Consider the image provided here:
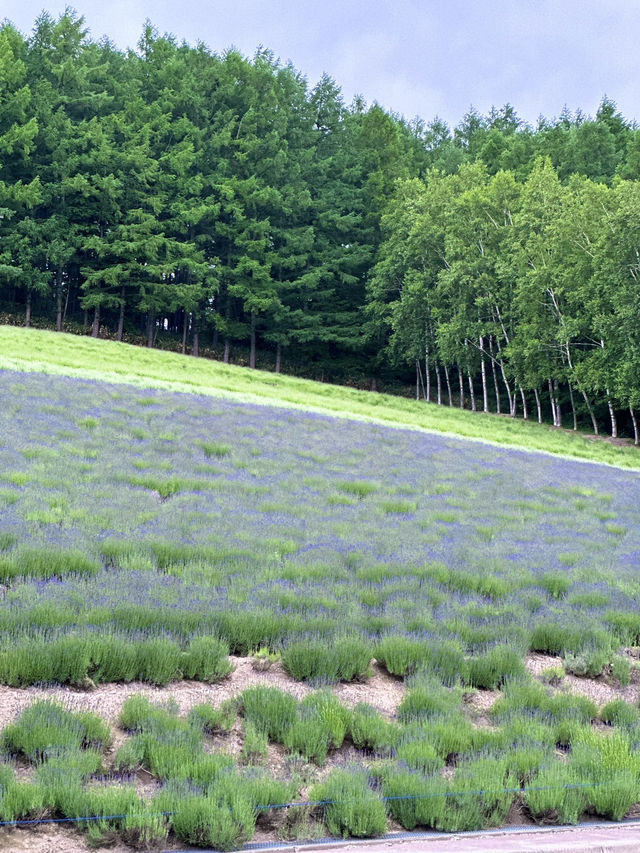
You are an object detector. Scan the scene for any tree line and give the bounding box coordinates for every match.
[1,11,640,440]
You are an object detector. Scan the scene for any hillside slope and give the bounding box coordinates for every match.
[1,325,638,470]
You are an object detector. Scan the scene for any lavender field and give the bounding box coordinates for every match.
[3,368,640,845]
[1,368,640,681]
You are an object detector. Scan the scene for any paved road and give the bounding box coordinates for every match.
[256,823,640,853]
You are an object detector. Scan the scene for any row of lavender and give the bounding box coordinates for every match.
[1,681,640,848]
[1,370,640,685]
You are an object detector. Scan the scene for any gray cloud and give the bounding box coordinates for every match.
[5,0,639,127]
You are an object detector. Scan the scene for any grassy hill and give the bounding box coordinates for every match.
[1,325,639,470]
[2,326,640,845]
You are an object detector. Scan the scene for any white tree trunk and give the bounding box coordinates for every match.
[499,362,514,416]
[436,364,442,406]
[630,406,639,446]
[553,379,562,428]
[492,333,514,416]
[181,312,188,355]
[425,347,431,402]
[534,388,542,424]
[568,384,578,431]
[489,335,501,414]
[468,372,476,412]
[444,364,453,407]
[607,395,618,438]
[479,337,488,413]
[519,386,528,420]
[548,379,556,426]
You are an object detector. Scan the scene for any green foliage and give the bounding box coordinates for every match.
[348,704,400,753]
[398,676,462,720]
[467,645,525,689]
[0,765,42,822]
[284,716,331,765]
[301,691,350,748]
[213,609,292,656]
[540,665,565,685]
[169,788,256,850]
[117,695,233,785]
[3,701,110,763]
[0,630,209,688]
[0,547,99,583]
[611,655,631,686]
[525,764,588,824]
[563,647,609,678]
[508,745,548,784]
[530,622,578,654]
[119,694,176,733]
[132,636,182,685]
[489,679,549,721]
[182,636,233,682]
[197,440,231,458]
[126,474,189,500]
[336,481,378,499]
[605,611,640,645]
[240,721,268,765]
[187,700,237,735]
[490,678,596,726]
[586,771,638,821]
[282,636,372,682]
[600,699,639,729]
[395,734,443,774]
[570,728,640,820]
[0,532,17,551]
[251,646,281,671]
[240,686,298,742]
[375,635,430,676]
[438,757,517,832]
[380,500,417,514]
[311,769,387,838]
[418,714,475,760]
[121,805,170,850]
[540,572,571,600]
[161,771,258,850]
[382,768,447,829]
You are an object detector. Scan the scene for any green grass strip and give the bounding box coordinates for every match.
[1,326,639,470]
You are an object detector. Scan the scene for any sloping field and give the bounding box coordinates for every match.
[1,335,640,850]
[2,325,640,469]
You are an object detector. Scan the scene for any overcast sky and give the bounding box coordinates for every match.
[4,1,638,129]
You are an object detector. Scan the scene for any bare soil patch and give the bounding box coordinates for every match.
[525,652,640,705]
[0,658,405,730]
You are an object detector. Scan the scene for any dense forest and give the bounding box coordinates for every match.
[2,11,640,440]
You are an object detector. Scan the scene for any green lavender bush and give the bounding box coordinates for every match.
[3,701,110,762]
[240,686,298,742]
[311,768,387,838]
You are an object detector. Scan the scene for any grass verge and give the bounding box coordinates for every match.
[1,326,638,469]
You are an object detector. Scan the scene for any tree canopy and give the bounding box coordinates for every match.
[2,11,640,440]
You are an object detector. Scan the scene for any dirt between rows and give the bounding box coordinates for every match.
[0,652,637,853]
